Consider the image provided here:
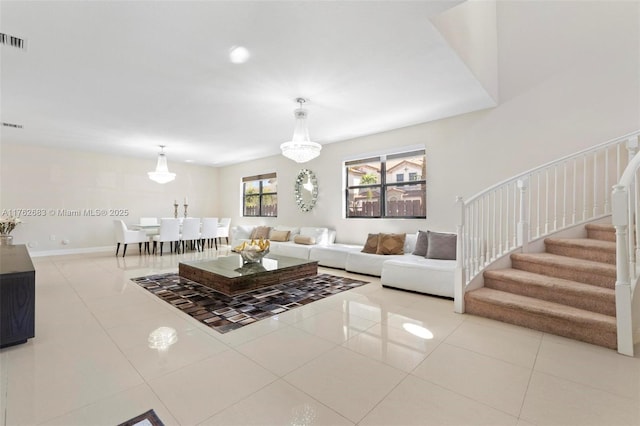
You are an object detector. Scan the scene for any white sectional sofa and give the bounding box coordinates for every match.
[230,225,456,298]
[231,225,336,260]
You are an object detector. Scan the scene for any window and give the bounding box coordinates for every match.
[243,173,277,217]
[345,149,426,218]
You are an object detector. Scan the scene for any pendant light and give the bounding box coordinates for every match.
[280,98,321,163]
[148,145,176,184]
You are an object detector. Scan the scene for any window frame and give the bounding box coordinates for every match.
[345,149,426,219]
[242,172,278,217]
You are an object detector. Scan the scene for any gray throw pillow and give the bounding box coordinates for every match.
[426,231,457,260]
[412,230,429,256]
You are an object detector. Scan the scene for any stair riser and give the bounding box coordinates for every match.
[545,244,615,265]
[586,228,615,242]
[511,258,615,289]
[484,276,616,316]
[465,297,617,349]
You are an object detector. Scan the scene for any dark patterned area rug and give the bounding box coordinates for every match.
[117,409,164,426]
[132,273,368,333]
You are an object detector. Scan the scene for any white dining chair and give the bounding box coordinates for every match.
[218,217,231,246]
[152,218,181,256]
[180,217,201,252]
[200,217,219,249]
[139,217,159,226]
[113,220,149,257]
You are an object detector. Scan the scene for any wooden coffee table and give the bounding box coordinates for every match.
[178,254,318,295]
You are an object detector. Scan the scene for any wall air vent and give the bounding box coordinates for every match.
[0,33,27,50]
[2,122,24,129]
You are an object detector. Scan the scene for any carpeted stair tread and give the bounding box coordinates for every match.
[585,223,616,242]
[544,237,616,264]
[511,252,615,288]
[465,288,617,349]
[483,268,615,316]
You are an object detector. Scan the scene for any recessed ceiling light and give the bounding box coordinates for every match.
[185,159,194,163]
[229,45,250,64]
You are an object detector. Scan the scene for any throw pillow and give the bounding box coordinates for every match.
[412,230,429,256]
[426,231,457,260]
[361,233,379,253]
[294,235,316,245]
[269,229,290,242]
[376,233,406,255]
[250,226,271,240]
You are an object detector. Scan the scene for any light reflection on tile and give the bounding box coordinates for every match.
[3,252,639,426]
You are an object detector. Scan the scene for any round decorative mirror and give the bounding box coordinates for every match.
[295,169,318,212]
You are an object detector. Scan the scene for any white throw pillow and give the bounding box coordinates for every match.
[300,227,329,245]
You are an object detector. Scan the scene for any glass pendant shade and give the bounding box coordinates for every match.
[148,146,176,184]
[280,102,321,163]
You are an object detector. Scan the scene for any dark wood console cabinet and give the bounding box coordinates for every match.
[0,244,35,348]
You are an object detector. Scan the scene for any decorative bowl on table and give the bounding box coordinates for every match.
[233,239,271,264]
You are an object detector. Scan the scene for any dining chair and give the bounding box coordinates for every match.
[139,217,159,226]
[113,220,149,257]
[180,217,201,252]
[200,217,219,249]
[152,218,181,256]
[218,217,231,246]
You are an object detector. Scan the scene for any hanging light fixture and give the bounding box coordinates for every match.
[148,145,176,184]
[280,98,321,163]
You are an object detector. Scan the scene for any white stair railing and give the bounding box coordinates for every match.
[611,139,640,356]
[455,131,640,326]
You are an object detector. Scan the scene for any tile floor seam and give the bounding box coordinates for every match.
[515,330,544,421]
[530,366,640,404]
[405,372,521,421]
[352,370,411,425]
[533,335,640,401]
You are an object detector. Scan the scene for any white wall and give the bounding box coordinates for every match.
[217,0,639,245]
[0,143,220,253]
[1,1,637,251]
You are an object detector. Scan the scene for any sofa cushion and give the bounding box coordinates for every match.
[273,225,300,241]
[250,226,271,240]
[300,227,330,245]
[269,229,290,242]
[361,233,379,253]
[294,235,316,245]
[412,230,429,256]
[376,233,406,255]
[426,231,457,260]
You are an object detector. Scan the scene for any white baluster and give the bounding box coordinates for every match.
[454,196,465,314]
[604,148,610,213]
[593,152,598,216]
[573,158,577,224]
[545,168,550,234]
[553,166,558,231]
[563,161,568,227]
[517,178,529,252]
[583,155,588,220]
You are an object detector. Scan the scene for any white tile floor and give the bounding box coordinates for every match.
[2,248,639,425]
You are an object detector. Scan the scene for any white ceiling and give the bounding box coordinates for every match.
[1,0,495,167]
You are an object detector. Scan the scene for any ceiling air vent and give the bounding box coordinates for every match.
[0,33,27,50]
[2,122,24,129]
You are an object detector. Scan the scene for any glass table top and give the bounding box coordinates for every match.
[179,253,317,279]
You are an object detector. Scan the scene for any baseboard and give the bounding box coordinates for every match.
[28,245,113,257]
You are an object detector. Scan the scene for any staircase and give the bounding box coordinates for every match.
[464,223,618,349]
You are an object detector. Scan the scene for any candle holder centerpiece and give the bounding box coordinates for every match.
[233,238,270,264]
[173,201,179,219]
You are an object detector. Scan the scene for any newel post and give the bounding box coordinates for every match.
[454,196,466,313]
[612,184,634,356]
[517,178,530,252]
